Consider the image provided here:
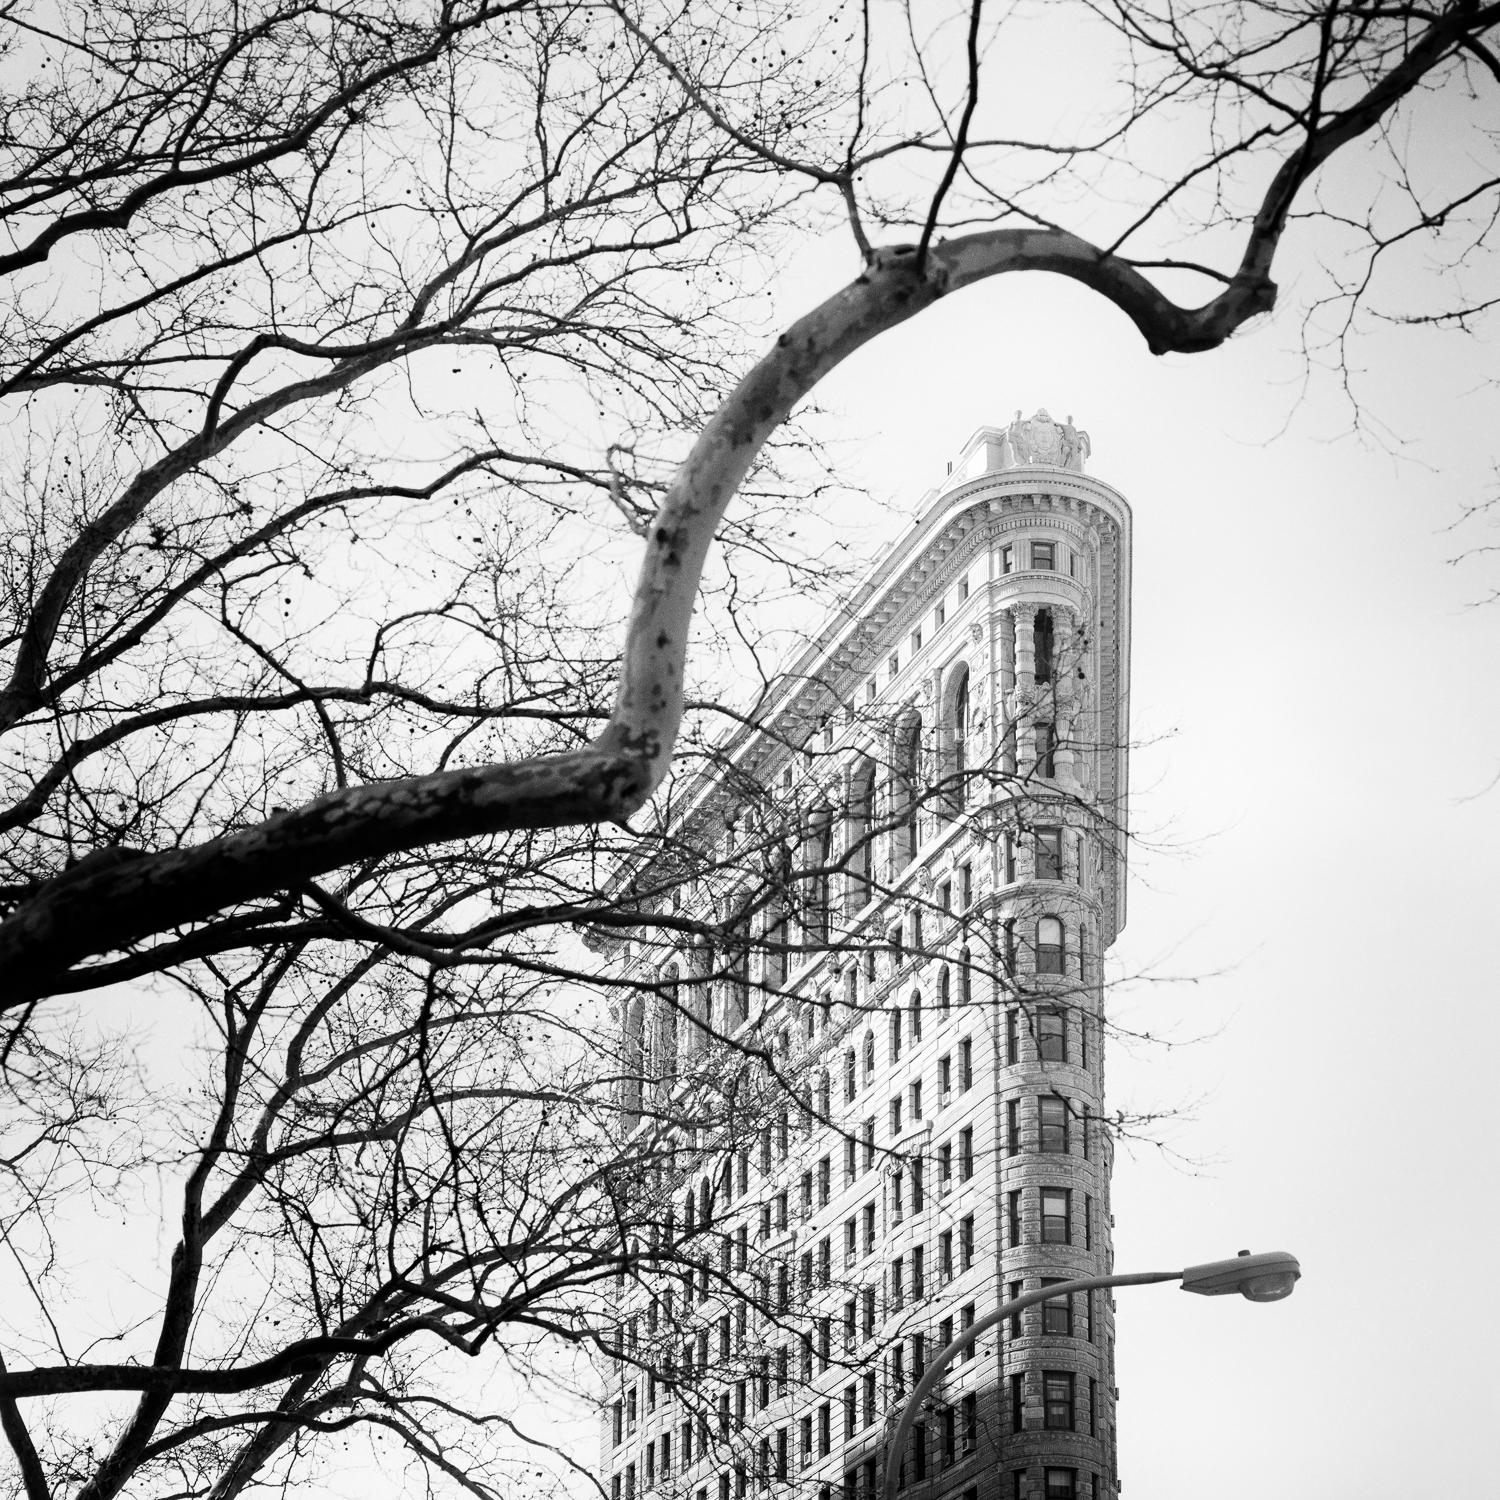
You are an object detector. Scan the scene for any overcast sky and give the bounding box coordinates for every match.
[747,213,1500,1499]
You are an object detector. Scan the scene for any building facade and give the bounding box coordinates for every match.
[601,412,1133,1500]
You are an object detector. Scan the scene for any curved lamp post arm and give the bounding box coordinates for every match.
[879,1270,1181,1500]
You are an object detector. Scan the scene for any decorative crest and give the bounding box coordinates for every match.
[1002,409,1090,471]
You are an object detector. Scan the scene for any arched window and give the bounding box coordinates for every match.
[938,967,951,1014]
[805,810,834,944]
[862,1029,876,1083]
[816,1070,832,1120]
[656,964,680,1084]
[949,666,971,814]
[908,990,923,1044]
[683,1187,696,1236]
[622,996,645,1119]
[891,712,923,867]
[698,1178,712,1228]
[844,1048,857,1102]
[846,758,876,914]
[1037,916,1065,975]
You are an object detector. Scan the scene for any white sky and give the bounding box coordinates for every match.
[749,221,1500,1499]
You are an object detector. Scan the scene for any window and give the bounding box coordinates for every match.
[893,712,923,866]
[847,760,876,912]
[861,1118,875,1171]
[1040,1095,1069,1153]
[940,1407,956,1467]
[1007,1099,1020,1153]
[958,861,972,909]
[1039,1009,1067,1062]
[1009,1374,1024,1433]
[961,1393,978,1454]
[959,575,970,602]
[863,1031,876,1083]
[1006,1008,1019,1065]
[1036,826,1062,880]
[863,1201,876,1255]
[908,989,922,1042]
[1085,1192,1094,1251]
[959,1213,975,1270]
[1036,721,1057,777]
[1033,540,1056,571]
[890,1096,903,1137]
[888,923,905,968]
[910,1156,924,1213]
[800,1416,813,1468]
[891,1255,904,1309]
[1037,916,1065,975]
[959,1127,974,1179]
[1007,1190,1021,1247]
[1045,1472,1077,1500]
[844,1048,857,1102]
[938,967,951,1013]
[1041,1187,1071,1244]
[845,1136,857,1186]
[938,878,952,912]
[939,1054,952,1100]
[912,1244,925,1299]
[936,600,947,628]
[819,1402,832,1457]
[862,1373,877,1428]
[938,1141,952,1187]
[960,1302,976,1360]
[776,1191,789,1231]
[910,1080,923,1120]
[1089,1379,1098,1436]
[959,1039,973,1089]
[1042,1279,1073,1336]
[862,1285,876,1338]
[939,1229,954,1282]
[819,1156,831,1207]
[1001,543,1014,573]
[845,1217,858,1266]
[1008,1279,1023,1337]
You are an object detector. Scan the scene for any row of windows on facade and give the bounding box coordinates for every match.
[667,1027,1090,1252]
[618,1466,1101,1500]
[616,1185,1100,1379]
[613,1366,1103,1500]
[624,1258,1110,1429]
[628,906,1086,1112]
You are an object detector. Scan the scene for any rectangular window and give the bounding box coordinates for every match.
[862,1285,877,1339]
[1032,540,1056,571]
[819,1237,832,1286]
[820,1402,832,1457]
[959,1127,974,1180]
[776,1346,789,1395]
[939,1055,952,1101]
[1044,1472,1077,1500]
[959,575,970,601]
[938,1142,952,1187]
[911,1157,925,1213]
[862,1373,877,1428]
[890,1096,903,1136]
[845,1135,857,1185]
[1039,1009,1067,1063]
[938,878,952,912]
[776,1428,788,1482]
[940,1407,956,1467]
[801,1170,814,1216]
[939,1229,954,1283]
[1008,1279,1023,1337]
[958,861,972,909]
[1005,1007,1019,1065]
[960,1301,976,1360]
[961,1393,977,1453]
[960,1213,975,1270]
[910,1080,923,1120]
[844,1386,858,1442]
[936,601,947,628]
[1007,1190,1021,1247]
[845,1217,858,1267]
[1041,1187,1071,1245]
[1001,543,1014,573]
[1010,1374,1024,1433]
[800,1416,813,1467]
[912,1244,925,1300]
[1089,1378,1098,1437]
[1085,1193,1093,1252]
[1042,1279,1073,1336]
[776,1191,788,1231]
[1007,1098,1020,1154]
[1036,827,1062,880]
[862,1118,876,1172]
[959,1039,973,1089]
[1040,1095,1069,1153]
[819,1156,831,1207]
[863,1201,876,1255]
[891,1255,904,1309]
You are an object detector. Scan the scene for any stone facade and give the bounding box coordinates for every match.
[601,415,1133,1500]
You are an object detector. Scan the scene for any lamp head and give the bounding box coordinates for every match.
[1179,1249,1301,1302]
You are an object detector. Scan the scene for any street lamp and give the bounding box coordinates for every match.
[880,1249,1300,1500]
